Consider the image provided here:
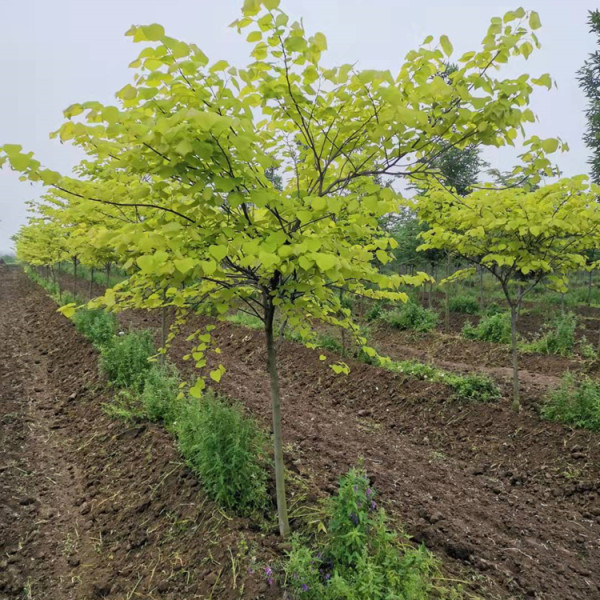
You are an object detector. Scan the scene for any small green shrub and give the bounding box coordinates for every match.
[448,373,500,402]
[522,312,576,356]
[579,337,597,360]
[394,360,439,380]
[382,302,438,333]
[72,307,117,348]
[449,295,479,315]
[462,312,512,344]
[365,301,383,322]
[141,364,182,425]
[99,330,155,391]
[316,333,343,353]
[102,389,145,422]
[175,392,269,515]
[542,373,600,430]
[484,302,503,316]
[392,361,500,402]
[285,468,447,600]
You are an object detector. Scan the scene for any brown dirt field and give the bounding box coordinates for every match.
[0,267,283,599]
[22,267,600,599]
[120,307,600,599]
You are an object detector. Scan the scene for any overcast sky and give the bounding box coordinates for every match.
[0,0,596,254]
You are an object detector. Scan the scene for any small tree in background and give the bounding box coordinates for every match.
[417,177,600,410]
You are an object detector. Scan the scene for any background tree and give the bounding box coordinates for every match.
[578,10,600,184]
[416,177,600,410]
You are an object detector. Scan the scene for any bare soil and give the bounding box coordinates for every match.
[0,267,282,599]
[10,267,600,599]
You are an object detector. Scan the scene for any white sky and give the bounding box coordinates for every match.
[0,0,595,253]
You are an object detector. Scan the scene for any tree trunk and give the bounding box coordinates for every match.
[445,253,451,331]
[510,306,520,411]
[265,305,290,538]
[73,258,78,297]
[479,266,484,311]
[160,305,167,367]
[106,263,111,287]
[89,267,94,299]
[588,270,593,306]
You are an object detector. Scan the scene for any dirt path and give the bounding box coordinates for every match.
[0,267,280,599]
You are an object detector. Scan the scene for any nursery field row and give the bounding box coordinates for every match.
[19,265,600,599]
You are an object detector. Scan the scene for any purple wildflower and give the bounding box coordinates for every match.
[265,565,273,577]
[248,567,254,575]
[350,513,359,525]
[268,577,274,586]
[370,500,377,511]
[366,488,372,497]
[302,583,309,591]
[324,573,331,581]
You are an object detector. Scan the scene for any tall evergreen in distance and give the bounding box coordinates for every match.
[578,10,600,184]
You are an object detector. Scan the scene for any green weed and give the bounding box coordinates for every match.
[175,391,269,516]
[521,312,576,356]
[381,302,438,333]
[284,468,455,600]
[72,307,117,349]
[99,330,155,392]
[141,364,182,425]
[542,373,600,430]
[462,312,512,344]
[449,295,479,315]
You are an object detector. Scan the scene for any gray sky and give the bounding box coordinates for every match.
[0,0,595,254]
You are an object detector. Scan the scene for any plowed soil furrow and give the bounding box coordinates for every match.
[13,267,600,599]
[0,267,281,599]
[121,304,600,600]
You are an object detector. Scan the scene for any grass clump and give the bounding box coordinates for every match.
[521,312,576,356]
[99,330,155,392]
[175,392,269,516]
[226,311,263,329]
[381,302,438,333]
[102,390,145,422]
[365,301,384,322]
[141,364,182,425]
[285,468,454,600]
[447,373,501,403]
[392,360,500,402]
[462,312,512,344]
[449,295,479,315]
[542,373,600,430]
[72,307,117,349]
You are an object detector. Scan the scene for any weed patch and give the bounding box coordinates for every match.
[542,373,600,430]
[176,392,270,516]
[381,302,438,333]
[99,330,155,392]
[284,468,456,600]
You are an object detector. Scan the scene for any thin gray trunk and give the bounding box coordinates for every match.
[106,263,111,287]
[510,305,520,411]
[445,253,451,331]
[479,266,484,311]
[588,270,593,306]
[265,304,290,538]
[160,305,167,367]
[73,258,78,297]
[89,267,94,299]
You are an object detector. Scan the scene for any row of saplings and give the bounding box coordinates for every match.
[26,267,461,599]
[364,292,600,431]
